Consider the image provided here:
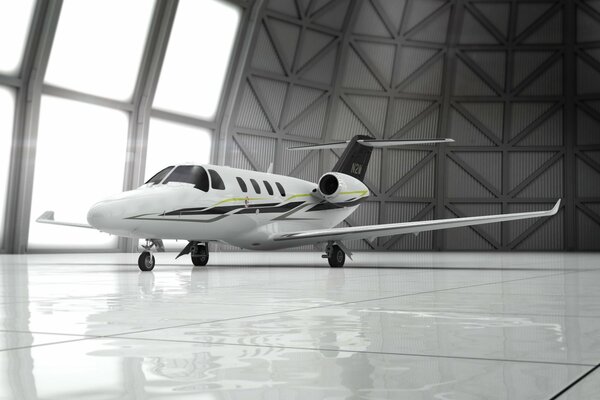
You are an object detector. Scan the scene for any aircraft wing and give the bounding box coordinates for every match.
[273,200,561,244]
[36,211,93,229]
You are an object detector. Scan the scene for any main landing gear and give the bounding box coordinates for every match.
[174,240,209,268]
[138,239,164,271]
[190,242,209,267]
[323,241,351,268]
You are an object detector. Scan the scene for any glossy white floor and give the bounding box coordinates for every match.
[0,252,599,399]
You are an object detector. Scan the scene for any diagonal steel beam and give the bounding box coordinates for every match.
[403,2,452,40]
[506,203,561,250]
[232,133,262,171]
[456,51,504,95]
[247,75,279,131]
[464,1,507,45]
[508,102,563,146]
[446,202,502,248]
[382,152,436,199]
[368,0,398,39]
[508,152,564,198]
[452,101,503,146]
[447,152,502,197]
[514,3,563,45]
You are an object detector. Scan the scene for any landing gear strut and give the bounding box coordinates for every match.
[323,241,347,268]
[191,242,209,267]
[138,239,164,272]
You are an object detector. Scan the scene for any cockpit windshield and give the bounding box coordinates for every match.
[163,165,209,192]
[145,166,173,185]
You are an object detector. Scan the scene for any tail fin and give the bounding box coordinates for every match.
[288,135,453,182]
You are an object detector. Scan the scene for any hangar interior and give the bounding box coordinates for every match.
[1,0,600,398]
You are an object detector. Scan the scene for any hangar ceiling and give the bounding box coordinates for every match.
[217,0,600,251]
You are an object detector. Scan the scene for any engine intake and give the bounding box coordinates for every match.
[319,174,339,196]
[317,172,369,202]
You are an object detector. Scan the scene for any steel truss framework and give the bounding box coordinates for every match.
[215,0,600,251]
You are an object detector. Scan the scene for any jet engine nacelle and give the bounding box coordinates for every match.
[317,172,369,202]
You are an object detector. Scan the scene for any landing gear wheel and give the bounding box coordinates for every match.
[138,251,155,271]
[191,244,209,267]
[328,245,345,268]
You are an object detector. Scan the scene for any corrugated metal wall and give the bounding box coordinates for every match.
[218,0,600,251]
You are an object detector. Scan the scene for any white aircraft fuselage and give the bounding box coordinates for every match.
[86,165,365,250]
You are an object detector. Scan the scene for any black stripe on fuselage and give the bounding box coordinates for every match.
[235,201,304,214]
[165,202,281,216]
[307,197,367,211]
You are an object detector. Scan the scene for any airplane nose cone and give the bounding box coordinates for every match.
[87,202,111,230]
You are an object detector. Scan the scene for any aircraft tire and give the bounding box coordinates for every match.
[138,251,155,271]
[328,245,345,268]
[191,245,209,267]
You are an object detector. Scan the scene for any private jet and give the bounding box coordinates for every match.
[38,135,561,271]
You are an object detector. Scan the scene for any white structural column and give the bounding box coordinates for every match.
[121,0,179,252]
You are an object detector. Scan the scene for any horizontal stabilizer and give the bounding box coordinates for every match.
[36,211,93,229]
[288,138,454,150]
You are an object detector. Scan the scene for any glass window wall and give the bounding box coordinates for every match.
[44,0,154,101]
[0,0,36,75]
[153,0,241,119]
[28,95,128,250]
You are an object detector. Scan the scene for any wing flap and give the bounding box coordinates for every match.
[273,200,560,243]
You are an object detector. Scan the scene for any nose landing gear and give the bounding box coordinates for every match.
[138,251,155,271]
[138,239,165,271]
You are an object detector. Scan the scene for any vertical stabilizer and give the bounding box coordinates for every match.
[332,135,373,181]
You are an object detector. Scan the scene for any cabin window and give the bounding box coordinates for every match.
[276,182,286,197]
[236,177,247,192]
[250,178,261,194]
[263,180,274,195]
[208,169,225,190]
[164,165,209,191]
[145,166,173,185]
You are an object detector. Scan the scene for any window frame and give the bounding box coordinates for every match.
[263,180,274,196]
[208,169,225,190]
[163,165,210,192]
[250,178,261,194]
[236,177,247,193]
[145,166,174,185]
[275,182,286,197]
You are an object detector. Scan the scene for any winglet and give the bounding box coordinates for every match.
[550,199,561,215]
[36,211,55,223]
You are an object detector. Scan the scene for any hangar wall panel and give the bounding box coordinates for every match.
[220,0,600,251]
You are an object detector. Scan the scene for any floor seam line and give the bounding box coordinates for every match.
[100,334,597,368]
[548,362,600,400]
